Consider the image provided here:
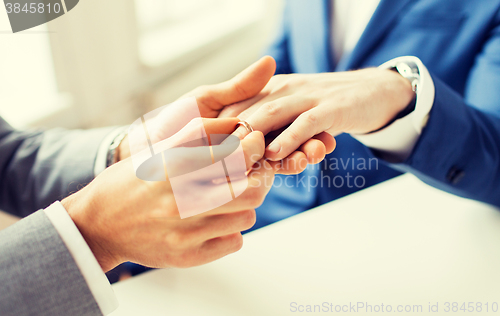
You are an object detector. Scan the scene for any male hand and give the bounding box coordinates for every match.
[62,118,274,272]
[219,66,414,162]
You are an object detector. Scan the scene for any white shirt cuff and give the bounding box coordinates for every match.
[352,56,435,161]
[94,127,127,177]
[44,202,119,315]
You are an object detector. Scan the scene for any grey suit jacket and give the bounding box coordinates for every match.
[0,117,116,315]
[0,117,115,216]
[0,210,102,315]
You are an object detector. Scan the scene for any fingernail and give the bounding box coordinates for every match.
[267,142,281,154]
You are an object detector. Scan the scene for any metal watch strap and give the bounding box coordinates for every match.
[366,61,419,134]
[106,130,128,167]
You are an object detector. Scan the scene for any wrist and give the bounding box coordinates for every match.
[356,69,415,135]
[370,58,423,134]
[346,68,416,135]
[352,56,434,161]
[62,190,122,272]
[385,69,415,114]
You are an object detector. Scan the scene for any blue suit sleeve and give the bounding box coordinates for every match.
[393,14,500,207]
[396,77,500,207]
[264,2,293,75]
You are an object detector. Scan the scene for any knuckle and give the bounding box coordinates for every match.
[302,112,318,125]
[294,76,307,86]
[240,186,261,209]
[251,187,266,208]
[165,230,185,248]
[287,130,302,142]
[249,185,268,209]
[240,209,257,229]
[271,74,291,92]
[229,233,244,252]
[279,82,290,91]
[233,81,250,99]
[263,102,280,117]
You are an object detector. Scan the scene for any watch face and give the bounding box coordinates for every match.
[396,62,419,77]
[396,63,413,77]
[395,62,420,93]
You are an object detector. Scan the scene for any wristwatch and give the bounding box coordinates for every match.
[392,60,420,93]
[106,130,128,167]
[367,61,420,134]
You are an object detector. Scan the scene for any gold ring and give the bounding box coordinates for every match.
[236,121,254,133]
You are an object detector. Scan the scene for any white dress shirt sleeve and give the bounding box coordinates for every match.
[44,202,119,315]
[352,56,436,161]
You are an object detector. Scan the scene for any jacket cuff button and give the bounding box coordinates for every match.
[446,167,465,185]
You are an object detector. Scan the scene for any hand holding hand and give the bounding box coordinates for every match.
[119,56,336,175]
[220,66,414,163]
[62,119,274,272]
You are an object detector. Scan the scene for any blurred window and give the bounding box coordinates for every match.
[0,12,70,128]
[135,0,221,31]
[0,0,272,129]
[134,0,263,67]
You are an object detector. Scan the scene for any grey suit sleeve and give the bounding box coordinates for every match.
[0,117,117,217]
[0,210,102,316]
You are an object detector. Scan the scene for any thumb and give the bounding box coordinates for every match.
[197,56,276,111]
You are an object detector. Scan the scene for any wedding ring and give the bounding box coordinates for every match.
[236,121,254,133]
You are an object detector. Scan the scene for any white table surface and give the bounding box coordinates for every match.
[110,174,500,315]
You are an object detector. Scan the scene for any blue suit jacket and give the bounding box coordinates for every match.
[253,0,500,230]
